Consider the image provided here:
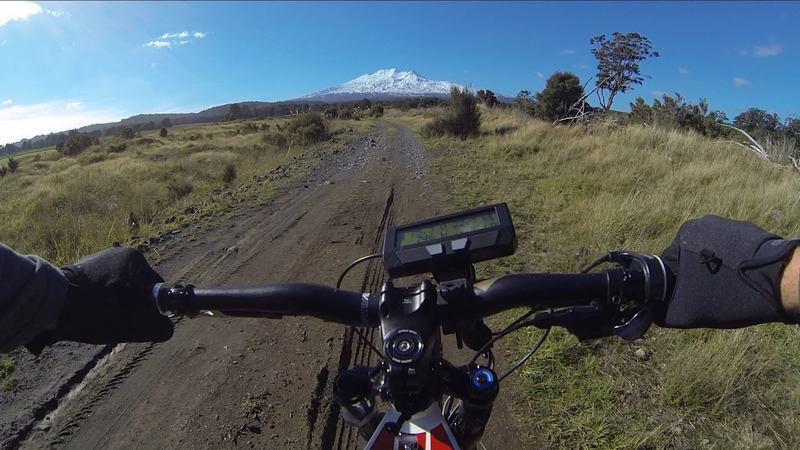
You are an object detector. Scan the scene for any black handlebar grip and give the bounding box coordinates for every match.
[154,283,380,326]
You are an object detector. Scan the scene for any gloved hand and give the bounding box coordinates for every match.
[27,247,173,351]
[657,215,798,328]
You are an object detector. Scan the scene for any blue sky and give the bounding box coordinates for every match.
[0,1,798,144]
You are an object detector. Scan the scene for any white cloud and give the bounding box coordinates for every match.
[45,8,66,17]
[753,44,782,57]
[560,49,576,55]
[0,100,122,144]
[0,1,42,27]
[536,71,544,78]
[678,67,689,75]
[732,77,751,87]
[146,31,208,49]
[651,90,667,97]
[1,99,12,105]
[161,31,189,39]
[146,40,171,48]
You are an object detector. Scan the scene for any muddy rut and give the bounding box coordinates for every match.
[9,122,529,449]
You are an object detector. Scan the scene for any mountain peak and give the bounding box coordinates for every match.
[302,68,463,100]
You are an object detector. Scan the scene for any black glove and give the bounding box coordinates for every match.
[27,247,173,351]
[657,215,798,328]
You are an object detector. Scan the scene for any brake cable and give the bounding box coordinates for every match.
[337,253,384,359]
[473,257,609,379]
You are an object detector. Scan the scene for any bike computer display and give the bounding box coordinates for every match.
[383,203,516,278]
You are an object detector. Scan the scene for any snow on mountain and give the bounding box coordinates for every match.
[302,68,465,100]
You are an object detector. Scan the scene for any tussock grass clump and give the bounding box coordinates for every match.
[414,106,800,448]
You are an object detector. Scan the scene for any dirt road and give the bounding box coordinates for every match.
[12,122,530,449]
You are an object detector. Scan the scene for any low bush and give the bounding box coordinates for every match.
[285,112,328,145]
[7,157,18,173]
[222,163,237,184]
[423,87,481,139]
[166,179,194,200]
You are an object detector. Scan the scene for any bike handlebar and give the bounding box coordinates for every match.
[152,266,657,327]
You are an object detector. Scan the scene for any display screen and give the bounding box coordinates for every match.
[397,209,500,248]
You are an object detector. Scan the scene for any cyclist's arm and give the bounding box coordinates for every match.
[781,248,800,316]
[0,243,68,353]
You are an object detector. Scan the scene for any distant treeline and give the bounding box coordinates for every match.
[0,97,447,157]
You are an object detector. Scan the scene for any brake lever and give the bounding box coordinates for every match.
[533,304,654,341]
[612,306,654,341]
[532,305,615,340]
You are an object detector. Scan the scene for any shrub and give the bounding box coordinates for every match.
[166,179,193,200]
[0,166,7,177]
[370,104,385,118]
[424,87,481,139]
[160,128,168,137]
[477,89,499,108]
[116,128,136,140]
[338,108,353,120]
[59,133,99,156]
[629,93,727,137]
[222,163,237,184]
[536,72,584,121]
[108,143,128,153]
[264,132,289,148]
[285,112,328,144]
[7,157,18,173]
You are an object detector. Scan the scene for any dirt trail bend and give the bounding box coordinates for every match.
[19,122,528,450]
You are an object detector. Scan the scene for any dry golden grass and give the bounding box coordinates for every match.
[395,105,800,448]
[0,117,370,265]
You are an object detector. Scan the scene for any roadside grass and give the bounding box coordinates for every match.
[0,356,13,390]
[395,105,800,448]
[0,117,372,266]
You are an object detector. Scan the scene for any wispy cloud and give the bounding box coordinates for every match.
[753,43,782,57]
[678,67,689,75]
[45,8,67,18]
[0,100,122,144]
[560,49,576,55]
[732,77,751,87]
[740,43,783,58]
[146,31,208,49]
[161,31,189,39]
[1,99,12,105]
[0,1,42,27]
[535,71,544,78]
[651,90,667,97]
[146,40,171,48]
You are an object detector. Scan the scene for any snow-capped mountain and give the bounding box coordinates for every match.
[301,68,466,101]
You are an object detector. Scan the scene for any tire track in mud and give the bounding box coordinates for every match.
[14,135,376,450]
[314,186,394,450]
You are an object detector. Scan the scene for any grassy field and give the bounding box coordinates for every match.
[0,116,372,389]
[0,146,57,166]
[0,117,370,266]
[389,106,800,449]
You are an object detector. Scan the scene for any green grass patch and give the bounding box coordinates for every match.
[403,106,800,448]
[0,355,14,390]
